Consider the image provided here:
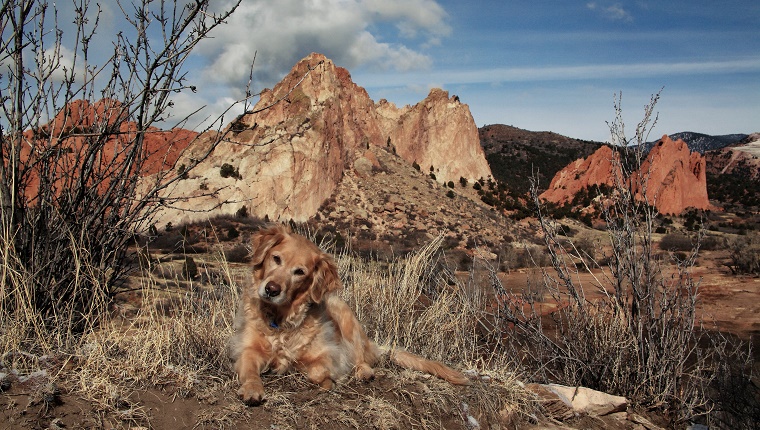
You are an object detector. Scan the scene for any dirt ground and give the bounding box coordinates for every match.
[0,365,512,429]
[0,366,674,430]
[498,249,760,344]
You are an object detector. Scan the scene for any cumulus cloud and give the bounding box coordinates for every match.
[14,0,447,130]
[362,0,451,38]
[195,0,449,90]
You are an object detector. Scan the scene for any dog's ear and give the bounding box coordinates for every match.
[309,254,340,304]
[251,225,286,267]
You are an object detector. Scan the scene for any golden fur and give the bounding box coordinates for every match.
[229,225,469,405]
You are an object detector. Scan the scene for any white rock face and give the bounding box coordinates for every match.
[148,53,492,226]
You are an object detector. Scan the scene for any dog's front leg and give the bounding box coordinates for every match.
[235,335,271,406]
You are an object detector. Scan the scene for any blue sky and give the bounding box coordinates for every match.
[48,0,760,142]
[350,0,760,141]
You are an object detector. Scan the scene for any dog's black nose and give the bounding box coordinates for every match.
[265,281,281,297]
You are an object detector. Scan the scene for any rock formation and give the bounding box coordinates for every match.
[539,145,618,205]
[377,89,491,183]
[540,135,710,215]
[707,133,760,180]
[704,133,760,209]
[633,135,710,214]
[20,99,197,198]
[152,53,491,225]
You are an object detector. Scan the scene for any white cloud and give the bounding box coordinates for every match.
[194,0,449,90]
[163,90,242,131]
[348,32,433,71]
[355,58,760,88]
[361,0,451,38]
[587,2,634,22]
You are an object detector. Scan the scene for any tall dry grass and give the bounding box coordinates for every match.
[1,228,536,428]
[337,234,504,368]
[0,231,108,372]
[311,229,535,424]
[1,235,244,425]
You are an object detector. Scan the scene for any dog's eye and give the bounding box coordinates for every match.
[293,268,305,276]
[272,255,281,265]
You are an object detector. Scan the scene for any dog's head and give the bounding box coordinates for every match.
[250,225,340,308]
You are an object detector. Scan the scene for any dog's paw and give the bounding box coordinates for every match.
[238,381,265,406]
[355,364,375,382]
[318,378,334,390]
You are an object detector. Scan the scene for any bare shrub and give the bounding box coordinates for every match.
[182,256,199,281]
[1,0,319,361]
[699,235,723,251]
[727,232,760,275]
[224,244,251,263]
[497,91,755,425]
[659,233,697,252]
[0,0,242,356]
[572,233,597,261]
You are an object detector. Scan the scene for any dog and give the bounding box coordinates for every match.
[229,224,470,405]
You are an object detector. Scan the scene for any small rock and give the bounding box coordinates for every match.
[353,156,374,178]
[628,412,665,430]
[0,372,11,391]
[461,402,480,429]
[542,383,628,416]
[462,369,479,379]
[48,418,65,429]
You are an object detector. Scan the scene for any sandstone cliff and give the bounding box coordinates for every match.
[539,145,618,205]
[632,135,710,214]
[540,135,710,215]
[378,89,492,183]
[152,53,491,225]
[21,99,197,198]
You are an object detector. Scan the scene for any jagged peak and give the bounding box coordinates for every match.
[150,53,492,225]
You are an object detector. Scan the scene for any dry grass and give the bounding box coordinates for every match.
[1,231,537,429]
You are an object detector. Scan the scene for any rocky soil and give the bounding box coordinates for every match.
[308,143,529,263]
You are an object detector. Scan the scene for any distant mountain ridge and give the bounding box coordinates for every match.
[479,124,603,196]
[646,132,747,154]
[705,133,760,209]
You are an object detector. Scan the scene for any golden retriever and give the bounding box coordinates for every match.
[229,225,469,405]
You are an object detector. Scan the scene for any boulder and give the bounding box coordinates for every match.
[540,384,628,416]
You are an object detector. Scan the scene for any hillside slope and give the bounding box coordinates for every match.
[479,124,602,196]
